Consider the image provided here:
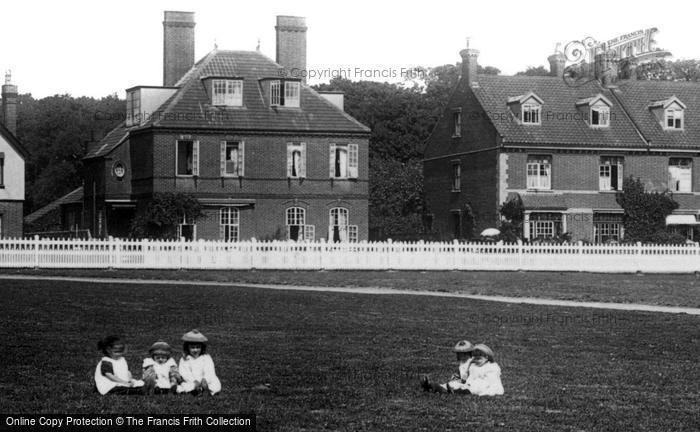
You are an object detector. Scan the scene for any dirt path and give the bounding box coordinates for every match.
[1,274,698,315]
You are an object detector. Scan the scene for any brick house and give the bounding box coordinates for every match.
[79,12,370,241]
[424,46,700,242]
[0,72,27,238]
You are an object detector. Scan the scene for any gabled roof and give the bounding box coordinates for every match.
[0,121,29,159]
[24,186,84,225]
[507,91,544,105]
[613,81,700,148]
[144,49,369,132]
[471,75,647,148]
[648,95,686,110]
[575,93,613,107]
[85,49,370,159]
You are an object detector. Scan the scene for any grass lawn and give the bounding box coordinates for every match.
[1,279,698,431]
[2,268,700,307]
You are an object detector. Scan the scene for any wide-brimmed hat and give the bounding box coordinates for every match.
[472,343,495,361]
[182,329,208,343]
[149,341,172,356]
[453,340,475,353]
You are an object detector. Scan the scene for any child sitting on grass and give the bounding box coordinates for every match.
[421,341,504,396]
[94,335,144,395]
[142,341,182,394]
[177,330,221,395]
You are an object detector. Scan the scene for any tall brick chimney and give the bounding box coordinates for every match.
[548,43,566,78]
[459,42,479,87]
[276,16,307,83]
[163,11,195,87]
[2,70,18,135]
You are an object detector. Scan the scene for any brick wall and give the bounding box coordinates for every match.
[0,201,23,237]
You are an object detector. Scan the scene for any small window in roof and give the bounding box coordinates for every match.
[522,103,541,125]
[665,108,684,130]
[591,103,610,127]
[212,79,243,106]
[508,92,543,125]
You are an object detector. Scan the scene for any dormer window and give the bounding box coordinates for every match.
[212,79,243,106]
[577,94,612,128]
[453,110,462,137]
[649,96,686,131]
[507,92,544,125]
[665,108,683,130]
[270,80,301,107]
[591,104,610,127]
[522,104,541,124]
[126,89,141,127]
[284,82,300,107]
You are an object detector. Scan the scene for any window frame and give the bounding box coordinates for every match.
[664,108,684,130]
[590,104,610,127]
[451,161,461,192]
[668,157,692,193]
[599,156,624,191]
[0,153,4,187]
[287,142,307,178]
[176,140,199,177]
[220,141,245,177]
[219,207,240,242]
[125,89,141,127]
[284,81,300,107]
[329,207,357,243]
[286,207,306,241]
[593,213,623,243]
[522,103,541,125]
[329,143,359,179]
[453,110,462,137]
[270,80,281,106]
[212,79,243,107]
[526,155,552,190]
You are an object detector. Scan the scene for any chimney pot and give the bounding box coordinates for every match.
[548,44,566,78]
[163,11,195,87]
[276,16,307,84]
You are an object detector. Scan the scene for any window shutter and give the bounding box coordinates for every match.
[304,225,315,242]
[329,144,336,178]
[238,141,245,177]
[286,143,293,177]
[220,141,226,176]
[192,141,200,176]
[349,225,358,243]
[286,225,291,240]
[617,164,624,191]
[300,142,307,178]
[348,144,359,178]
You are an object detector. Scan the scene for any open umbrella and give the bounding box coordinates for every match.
[480,228,501,237]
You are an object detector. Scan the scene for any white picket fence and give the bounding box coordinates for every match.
[1,236,699,273]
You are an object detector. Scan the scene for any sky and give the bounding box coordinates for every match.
[1,0,699,98]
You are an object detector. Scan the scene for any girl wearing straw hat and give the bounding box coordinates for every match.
[142,341,181,394]
[422,341,504,396]
[177,330,222,395]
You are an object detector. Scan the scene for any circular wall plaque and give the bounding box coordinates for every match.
[113,161,126,178]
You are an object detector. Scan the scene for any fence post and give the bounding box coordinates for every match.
[33,235,40,268]
[114,237,122,269]
[250,238,257,270]
[577,241,583,272]
[453,239,459,270]
[179,237,185,270]
[517,239,523,271]
[107,236,114,269]
[636,241,643,273]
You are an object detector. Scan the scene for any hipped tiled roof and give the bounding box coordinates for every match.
[86,50,369,159]
[24,186,83,225]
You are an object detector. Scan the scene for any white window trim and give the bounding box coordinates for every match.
[329,207,355,242]
[453,110,462,137]
[270,80,281,106]
[219,207,240,242]
[220,141,245,177]
[522,103,542,125]
[664,108,684,130]
[599,156,624,191]
[668,158,692,193]
[176,140,199,177]
[590,105,610,128]
[526,156,552,190]
[287,142,307,178]
[284,81,301,108]
[286,207,307,241]
[329,144,359,179]
[212,79,243,107]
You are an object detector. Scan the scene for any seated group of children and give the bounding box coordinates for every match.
[94,329,221,396]
[421,340,504,396]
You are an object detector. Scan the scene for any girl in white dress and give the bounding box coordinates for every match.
[94,336,144,395]
[422,341,504,396]
[177,330,221,395]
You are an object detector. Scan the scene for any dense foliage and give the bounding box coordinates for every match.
[129,193,205,239]
[16,94,124,212]
[616,177,682,243]
[498,195,525,242]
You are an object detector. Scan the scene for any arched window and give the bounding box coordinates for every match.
[286,207,306,241]
[220,207,239,241]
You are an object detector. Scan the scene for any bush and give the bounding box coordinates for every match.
[128,193,204,239]
[616,177,679,243]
